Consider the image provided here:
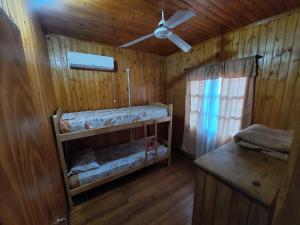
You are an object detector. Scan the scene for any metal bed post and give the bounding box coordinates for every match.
[126,68,134,141]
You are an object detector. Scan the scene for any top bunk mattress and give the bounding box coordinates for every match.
[59,105,168,133]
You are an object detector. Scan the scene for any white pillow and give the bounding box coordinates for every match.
[68,148,99,176]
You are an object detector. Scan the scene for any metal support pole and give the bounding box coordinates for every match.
[126,68,133,141]
[126,68,131,107]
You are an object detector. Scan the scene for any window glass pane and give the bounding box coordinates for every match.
[191,81,200,95]
[186,75,249,153]
[189,111,198,128]
[191,96,199,112]
[217,77,248,143]
[190,80,206,96]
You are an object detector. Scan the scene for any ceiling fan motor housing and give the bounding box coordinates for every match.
[154,26,169,39]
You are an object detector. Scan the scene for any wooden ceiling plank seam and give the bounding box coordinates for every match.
[179,0,238,30]
[235,0,268,21]
[208,0,252,25]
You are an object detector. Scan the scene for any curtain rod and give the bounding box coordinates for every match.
[183,55,262,71]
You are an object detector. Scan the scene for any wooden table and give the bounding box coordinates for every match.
[192,142,287,225]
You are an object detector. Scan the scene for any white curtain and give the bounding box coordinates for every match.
[183,57,257,158]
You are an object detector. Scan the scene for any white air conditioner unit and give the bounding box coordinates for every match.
[67,51,115,71]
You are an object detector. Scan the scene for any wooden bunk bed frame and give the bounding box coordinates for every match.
[52,103,173,207]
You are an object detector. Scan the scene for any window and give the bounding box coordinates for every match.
[187,77,248,155]
[183,56,256,157]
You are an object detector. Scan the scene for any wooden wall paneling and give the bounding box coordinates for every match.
[103,46,115,107]
[128,51,139,105]
[243,26,253,57]
[253,24,268,123]
[134,51,144,105]
[47,35,167,113]
[85,41,97,109]
[288,61,300,127]
[48,37,66,109]
[59,37,75,110]
[255,14,290,125]
[238,28,247,58]
[160,57,167,103]
[74,39,90,109]
[0,0,67,224]
[112,49,123,107]
[270,13,298,127]
[247,25,260,122]
[50,36,71,110]
[165,51,186,150]
[166,52,184,117]
[288,68,300,129]
[212,38,222,62]
[282,14,300,128]
[193,42,205,71]
[250,25,260,56]
[262,16,287,126]
[221,32,233,60]
[231,30,241,58]
[166,10,300,152]
[65,38,80,110]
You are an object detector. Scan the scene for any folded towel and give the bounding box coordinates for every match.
[234,124,293,160]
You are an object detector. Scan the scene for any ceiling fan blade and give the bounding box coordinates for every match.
[120,33,154,48]
[167,32,191,52]
[164,10,195,28]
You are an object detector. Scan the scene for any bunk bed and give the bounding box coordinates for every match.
[52,103,173,207]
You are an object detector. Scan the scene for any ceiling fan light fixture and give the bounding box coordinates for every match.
[154,26,169,39]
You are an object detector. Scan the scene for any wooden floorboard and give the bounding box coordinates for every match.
[70,154,195,225]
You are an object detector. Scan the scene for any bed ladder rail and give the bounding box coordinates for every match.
[144,120,158,160]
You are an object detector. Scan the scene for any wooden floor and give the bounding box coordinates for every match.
[70,154,195,225]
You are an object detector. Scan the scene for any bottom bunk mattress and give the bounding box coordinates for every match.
[69,139,168,189]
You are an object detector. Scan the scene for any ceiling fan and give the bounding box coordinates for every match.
[120,10,196,53]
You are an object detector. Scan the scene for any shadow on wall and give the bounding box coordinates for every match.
[172,115,185,152]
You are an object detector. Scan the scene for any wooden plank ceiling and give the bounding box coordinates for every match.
[33,0,300,56]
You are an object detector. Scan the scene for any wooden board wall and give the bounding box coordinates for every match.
[47,35,167,112]
[0,0,67,224]
[166,9,300,149]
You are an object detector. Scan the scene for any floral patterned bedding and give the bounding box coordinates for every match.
[60,105,168,133]
[68,139,168,189]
